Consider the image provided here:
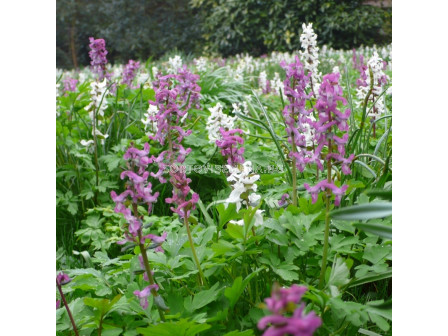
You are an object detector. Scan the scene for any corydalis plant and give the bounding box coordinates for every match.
[356,51,389,136]
[148,67,200,181]
[88,37,110,82]
[216,128,245,167]
[280,56,315,206]
[300,23,321,96]
[148,67,206,286]
[206,103,236,143]
[110,142,167,320]
[258,284,322,336]
[304,73,354,288]
[121,60,140,88]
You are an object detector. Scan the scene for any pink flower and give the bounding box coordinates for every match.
[258,284,321,336]
[133,284,159,309]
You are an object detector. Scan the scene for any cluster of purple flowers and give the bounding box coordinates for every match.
[216,128,245,166]
[63,77,78,93]
[280,56,316,172]
[110,142,166,247]
[304,73,354,206]
[88,37,111,81]
[121,60,140,88]
[166,166,199,219]
[258,284,322,336]
[278,193,290,207]
[147,67,200,184]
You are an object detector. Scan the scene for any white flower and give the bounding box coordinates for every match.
[259,71,268,92]
[230,209,264,227]
[355,51,389,117]
[206,102,236,143]
[332,66,340,74]
[137,72,151,89]
[80,139,95,153]
[271,72,286,99]
[300,23,322,93]
[168,55,182,74]
[225,161,260,212]
[93,129,109,144]
[152,66,159,79]
[85,79,109,124]
[142,104,159,136]
[194,57,208,72]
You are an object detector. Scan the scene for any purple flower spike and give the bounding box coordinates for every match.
[110,143,159,243]
[121,60,140,88]
[215,128,245,166]
[88,37,110,81]
[304,72,354,207]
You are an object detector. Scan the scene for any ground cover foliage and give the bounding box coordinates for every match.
[56,34,392,335]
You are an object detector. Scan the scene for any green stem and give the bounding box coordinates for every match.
[138,240,166,322]
[318,139,332,289]
[292,157,298,206]
[184,215,207,287]
[132,202,165,322]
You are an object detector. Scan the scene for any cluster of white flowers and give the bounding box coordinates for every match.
[136,72,152,89]
[271,72,286,99]
[356,51,389,117]
[85,79,109,124]
[332,66,340,74]
[300,23,321,94]
[270,51,295,65]
[225,161,261,213]
[206,103,236,143]
[167,55,182,74]
[259,71,268,92]
[141,104,159,137]
[194,57,208,72]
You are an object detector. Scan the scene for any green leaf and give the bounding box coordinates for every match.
[363,245,392,264]
[137,319,211,336]
[223,330,254,336]
[358,328,383,336]
[350,270,392,288]
[353,222,392,239]
[330,203,392,221]
[327,256,350,289]
[101,154,123,171]
[191,282,221,311]
[102,328,123,336]
[224,276,243,308]
[226,223,244,240]
[217,203,238,227]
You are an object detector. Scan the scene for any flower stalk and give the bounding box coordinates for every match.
[56,273,79,336]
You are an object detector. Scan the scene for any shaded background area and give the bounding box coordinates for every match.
[56,0,391,69]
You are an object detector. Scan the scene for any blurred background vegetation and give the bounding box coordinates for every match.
[57,0,391,69]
